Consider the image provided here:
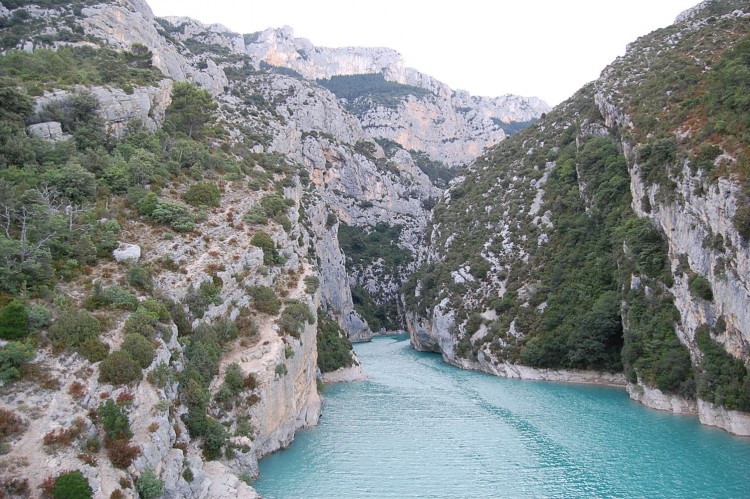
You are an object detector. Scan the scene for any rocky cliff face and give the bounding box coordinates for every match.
[81,0,229,95]
[593,0,750,433]
[0,0,546,493]
[405,0,750,435]
[31,79,173,137]
[0,177,320,496]
[245,26,549,166]
[75,0,548,342]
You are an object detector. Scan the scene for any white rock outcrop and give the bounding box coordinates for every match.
[26,121,67,141]
[32,80,173,138]
[81,0,228,95]
[112,242,141,263]
[626,383,698,414]
[321,363,366,384]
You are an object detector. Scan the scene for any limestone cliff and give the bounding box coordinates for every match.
[405,0,750,435]
[0,0,541,494]
[89,2,454,339]
[81,0,229,95]
[31,79,173,138]
[245,26,549,166]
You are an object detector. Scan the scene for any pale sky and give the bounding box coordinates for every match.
[146,0,700,106]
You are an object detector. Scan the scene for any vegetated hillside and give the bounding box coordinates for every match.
[405,0,750,434]
[0,0,438,496]
[0,53,321,499]
[0,0,545,493]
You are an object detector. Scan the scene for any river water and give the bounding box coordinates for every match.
[254,334,750,498]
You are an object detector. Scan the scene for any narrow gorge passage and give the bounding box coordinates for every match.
[255,335,750,498]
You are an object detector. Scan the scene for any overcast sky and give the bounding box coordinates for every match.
[146,0,700,106]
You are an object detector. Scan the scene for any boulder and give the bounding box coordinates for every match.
[113,243,141,263]
[26,121,68,141]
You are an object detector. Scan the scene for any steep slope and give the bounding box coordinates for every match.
[0,1,324,496]
[246,26,549,166]
[405,0,750,435]
[0,0,541,494]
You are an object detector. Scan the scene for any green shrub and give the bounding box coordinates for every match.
[622,290,694,396]
[250,231,280,265]
[121,334,155,369]
[48,310,101,349]
[235,416,254,438]
[182,182,221,207]
[303,276,320,294]
[185,280,222,319]
[248,285,280,315]
[200,416,227,460]
[183,378,210,411]
[214,384,233,407]
[77,336,109,363]
[98,350,142,385]
[164,82,217,140]
[98,399,131,440]
[0,342,35,383]
[43,162,97,204]
[275,363,288,376]
[182,465,194,483]
[86,284,139,311]
[211,316,238,343]
[101,285,139,310]
[27,304,52,331]
[150,201,195,232]
[0,45,162,92]
[689,274,713,301]
[84,435,100,453]
[154,399,171,413]
[235,306,258,337]
[243,204,268,225]
[0,300,28,340]
[147,362,176,389]
[53,470,92,499]
[123,309,158,339]
[135,191,159,216]
[278,301,313,338]
[184,327,221,381]
[623,218,669,279]
[168,300,191,337]
[137,299,170,322]
[317,73,429,112]
[259,194,289,217]
[317,310,354,373]
[637,138,676,182]
[135,467,163,499]
[199,280,222,303]
[337,223,412,331]
[733,205,750,241]
[274,214,291,232]
[127,265,152,290]
[696,326,750,411]
[338,222,412,270]
[223,363,244,394]
[184,288,208,319]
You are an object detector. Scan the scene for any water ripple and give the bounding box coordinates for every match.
[256,336,750,499]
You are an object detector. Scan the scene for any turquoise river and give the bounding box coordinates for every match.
[254,335,750,498]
